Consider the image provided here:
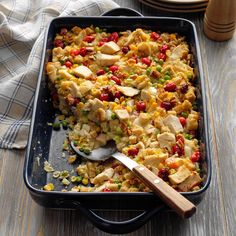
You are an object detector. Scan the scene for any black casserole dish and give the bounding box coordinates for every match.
[24,8,211,234]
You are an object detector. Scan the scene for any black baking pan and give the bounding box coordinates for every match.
[23,8,211,234]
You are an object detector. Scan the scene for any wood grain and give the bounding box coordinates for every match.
[132,165,196,218]
[0,1,235,235]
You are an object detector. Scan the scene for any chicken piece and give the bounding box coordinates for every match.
[137,42,151,57]
[46,62,61,83]
[143,153,168,168]
[100,41,120,54]
[141,87,157,101]
[184,139,198,157]
[96,53,120,66]
[178,172,202,192]
[114,109,130,120]
[138,113,151,126]
[74,29,87,45]
[96,108,106,122]
[169,165,191,185]
[52,47,65,61]
[60,81,81,97]
[58,69,73,80]
[96,133,108,146]
[163,114,183,134]
[86,161,98,178]
[84,98,105,111]
[73,65,93,79]
[169,44,189,60]
[134,75,150,90]
[124,28,148,45]
[157,132,176,151]
[132,125,144,136]
[93,168,114,185]
[115,85,140,97]
[79,81,94,96]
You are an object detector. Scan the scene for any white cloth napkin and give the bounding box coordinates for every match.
[0,0,119,149]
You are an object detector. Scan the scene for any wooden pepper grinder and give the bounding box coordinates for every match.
[204,0,236,41]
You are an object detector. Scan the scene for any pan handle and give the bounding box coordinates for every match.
[75,202,165,234]
[101,7,143,17]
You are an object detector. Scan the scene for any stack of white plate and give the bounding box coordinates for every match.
[139,0,209,13]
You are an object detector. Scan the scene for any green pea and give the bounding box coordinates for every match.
[164,75,171,81]
[61,120,68,129]
[52,122,60,130]
[111,113,117,120]
[158,79,165,84]
[146,67,152,75]
[181,111,188,118]
[156,65,162,72]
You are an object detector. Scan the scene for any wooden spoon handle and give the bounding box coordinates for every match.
[132,165,196,218]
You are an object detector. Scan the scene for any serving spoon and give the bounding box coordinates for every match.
[71,141,196,218]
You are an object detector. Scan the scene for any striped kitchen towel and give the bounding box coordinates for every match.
[0,0,119,149]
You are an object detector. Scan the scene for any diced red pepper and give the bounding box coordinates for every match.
[65,60,73,68]
[158,168,169,181]
[164,82,177,92]
[136,101,146,112]
[109,65,119,73]
[150,32,160,41]
[190,150,201,162]
[54,39,64,48]
[70,49,80,57]
[114,91,121,99]
[172,144,183,156]
[111,75,121,85]
[158,53,167,61]
[98,37,109,46]
[96,69,105,76]
[108,32,119,42]
[128,148,139,156]
[73,98,81,106]
[141,57,152,66]
[122,46,129,54]
[180,83,188,94]
[160,44,169,53]
[99,93,110,101]
[102,188,112,192]
[83,35,95,43]
[160,101,172,110]
[59,28,68,36]
[179,117,186,127]
[78,47,87,57]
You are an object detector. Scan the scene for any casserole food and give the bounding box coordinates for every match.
[24,8,211,234]
[45,25,202,193]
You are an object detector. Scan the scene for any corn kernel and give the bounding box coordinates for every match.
[43,183,54,191]
[82,178,89,185]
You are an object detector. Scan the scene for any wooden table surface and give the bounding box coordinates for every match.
[1,0,235,235]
